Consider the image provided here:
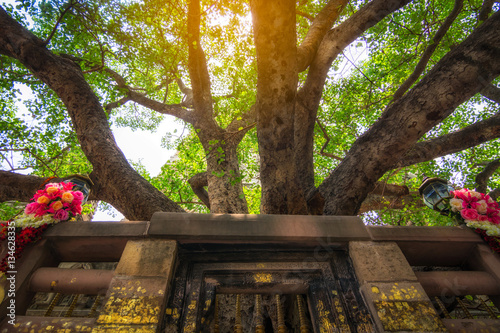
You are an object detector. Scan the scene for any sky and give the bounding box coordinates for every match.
[92,119,181,221]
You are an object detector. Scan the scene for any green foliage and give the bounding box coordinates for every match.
[1,0,498,222]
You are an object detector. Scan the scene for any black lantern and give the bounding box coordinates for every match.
[418,177,455,215]
[63,174,93,204]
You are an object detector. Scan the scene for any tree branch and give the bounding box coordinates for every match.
[187,172,210,209]
[475,158,500,194]
[0,171,46,203]
[104,96,131,113]
[392,0,463,101]
[187,0,215,123]
[305,0,411,96]
[43,0,78,45]
[225,106,257,141]
[176,77,194,108]
[103,67,195,123]
[296,10,314,22]
[480,83,500,104]
[359,192,423,214]
[316,119,343,161]
[488,188,500,201]
[319,10,500,215]
[293,0,411,197]
[396,110,500,168]
[0,7,184,219]
[297,0,348,72]
[127,90,195,124]
[478,0,495,22]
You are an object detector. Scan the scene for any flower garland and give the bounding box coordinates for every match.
[448,188,500,253]
[0,181,85,278]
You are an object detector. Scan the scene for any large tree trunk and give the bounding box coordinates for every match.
[0,7,184,220]
[251,0,308,214]
[199,133,249,214]
[319,10,500,215]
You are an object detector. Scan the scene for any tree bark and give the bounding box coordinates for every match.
[395,111,500,168]
[185,0,248,214]
[319,10,500,215]
[294,0,411,197]
[476,159,500,194]
[251,0,307,214]
[0,7,184,220]
[188,172,210,209]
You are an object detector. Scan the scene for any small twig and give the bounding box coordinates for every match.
[392,0,463,101]
[316,119,343,161]
[43,0,78,45]
[296,10,314,21]
[225,122,256,136]
[341,51,380,90]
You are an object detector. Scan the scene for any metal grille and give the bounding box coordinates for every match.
[163,245,373,332]
[25,262,116,318]
[433,295,500,320]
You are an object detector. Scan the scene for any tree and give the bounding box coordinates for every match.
[1,0,499,222]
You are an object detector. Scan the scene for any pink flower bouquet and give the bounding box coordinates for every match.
[1,180,87,278]
[12,182,84,228]
[447,188,500,254]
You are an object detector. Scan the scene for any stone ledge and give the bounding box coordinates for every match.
[149,212,370,243]
[44,221,149,238]
[367,225,481,242]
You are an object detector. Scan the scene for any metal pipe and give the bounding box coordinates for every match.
[29,267,113,295]
[415,271,500,297]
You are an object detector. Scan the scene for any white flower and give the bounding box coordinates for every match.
[469,190,482,199]
[450,198,463,212]
[12,213,59,228]
[476,200,488,214]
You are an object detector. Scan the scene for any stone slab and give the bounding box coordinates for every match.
[349,241,418,283]
[115,239,177,277]
[96,277,168,325]
[45,221,149,238]
[360,282,446,332]
[149,212,370,243]
[360,282,431,302]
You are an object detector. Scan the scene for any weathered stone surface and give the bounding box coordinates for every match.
[150,212,370,244]
[115,239,177,277]
[442,319,500,333]
[374,301,447,332]
[1,316,95,332]
[349,241,417,283]
[96,277,168,325]
[361,282,430,302]
[91,324,157,332]
[360,282,446,332]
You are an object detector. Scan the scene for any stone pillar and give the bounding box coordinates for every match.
[349,241,447,332]
[92,239,177,332]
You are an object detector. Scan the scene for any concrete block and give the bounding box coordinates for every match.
[115,239,177,277]
[96,277,168,325]
[349,241,417,283]
[360,282,446,332]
